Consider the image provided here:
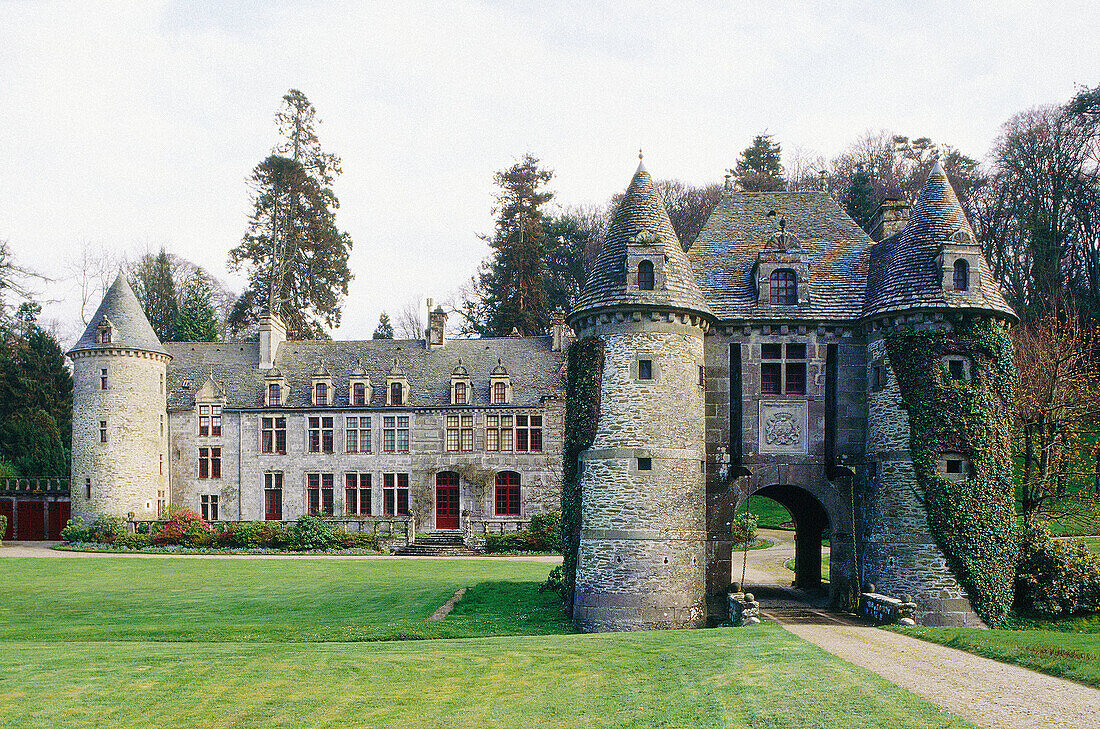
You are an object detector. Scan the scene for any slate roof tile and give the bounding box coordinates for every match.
[69,273,170,357]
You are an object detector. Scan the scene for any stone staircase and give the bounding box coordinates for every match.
[393,531,479,557]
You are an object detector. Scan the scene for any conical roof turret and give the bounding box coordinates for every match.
[569,159,712,323]
[69,273,170,357]
[863,161,1015,320]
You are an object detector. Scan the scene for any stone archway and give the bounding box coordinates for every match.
[748,484,831,590]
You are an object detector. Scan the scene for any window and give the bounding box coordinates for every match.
[638,457,652,471]
[345,473,371,516]
[492,381,507,404]
[946,459,963,474]
[198,447,221,479]
[638,359,653,380]
[495,471,521,516]
[201,494,219,522]
[264,472,283,520]
[314,382,328,406]
[770,269,797,304]
[160,414,164,438]
[948,359,965,381]
[160,373,164,394]
[262,416,287,454]
[346,416,371,453]
[953,259,969,291]
[267,383,281,407]
[486,415,500,451]
[157,489,165,516]
[871,364,886,391]
[383,415,409,453]
[308,416,334,453]
[445,415,474,452]
[383,473,410,516]
[307,472,335,516]
[699,365,705,387]
[454,381,467,405]
[638,260,654,290]
[100,368,108,390]
[160,453,164,475]
[99,420,107,443]
[352,382,367,405]
[761,341,807,395]
[199,405,210,436]
[211,406,221,437]
[85,477,91,499]
[390,382,404,406]
[97,325,111,343]
[516,415,542,452]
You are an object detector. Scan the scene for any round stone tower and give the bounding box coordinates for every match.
[567,159,714,631]
[862,162,1018,626]
[68,274,170,523]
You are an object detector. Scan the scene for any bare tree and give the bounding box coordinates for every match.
[65,241,118,326]
[396,299,425,340]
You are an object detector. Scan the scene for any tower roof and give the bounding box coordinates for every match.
[864,162,1015,320]
[570,160,712,322]
[69,273,170,357]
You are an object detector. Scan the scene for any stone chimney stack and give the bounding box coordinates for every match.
[551,308,567,351]
[257,313,286,370]
[869,198,911,242]
[427,305,447,349]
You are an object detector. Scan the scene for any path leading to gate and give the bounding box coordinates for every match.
[745,529,1100,729]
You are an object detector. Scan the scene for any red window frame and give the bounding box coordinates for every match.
[492,382,506,404]
[637,260,654,290]
[770,269,797,304]
[953,259,969,291]
[495,471,521,516]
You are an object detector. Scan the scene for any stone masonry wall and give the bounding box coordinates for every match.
[71,349,168,523]
[862,334,984,627]
[574,324,707,631]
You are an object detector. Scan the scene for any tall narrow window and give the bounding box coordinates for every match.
[637,260,654,290]
[85,477,91,499]
[198,447,210,479]
[486,415,500,451]
[492,382,507,404]
[314,382,328,406]
[100,368,108,390]
[495,471,521,516]
[99,420,108,443]
[211,406,222,437]
[770,269,797,304]
[198,405,210,436]
[353,382,366,405]
[460,415,474,452]
[390,382,403,406]
[264,472,283,520]
[953,259,969,291]
[345,473,371,516]
[454,381,467,405]
[446,415,461,452]
[268,383,281,407]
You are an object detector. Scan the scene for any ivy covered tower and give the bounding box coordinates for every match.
[68,274,170,523]
[862,162,1018,626]
[567,158,714,631]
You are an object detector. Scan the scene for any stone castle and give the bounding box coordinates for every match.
[70,157,1016,630]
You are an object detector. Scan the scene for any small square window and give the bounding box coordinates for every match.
[638,457,652,471]
[638,359,653,380]
[946,459,963,474]
[785,363,806,394]
[948,360,965,380]
[761,363,781,394]
[786,344,806,360]
[761,343,782,360]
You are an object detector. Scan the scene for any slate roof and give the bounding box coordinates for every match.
[165,337,566,412]
[69,273,170,357]
[864,162,1015,319]
[570,161,712,321]
[687,190,873,321]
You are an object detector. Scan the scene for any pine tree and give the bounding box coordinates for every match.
[228,90,353,339]
[129,249,179,342]
[842,163,877,233]
[734,133,786,192]
[175,270,220,342]
[373,312,394,339]
[464,154,553,336]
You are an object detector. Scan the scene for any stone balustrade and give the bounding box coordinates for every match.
[859,588,917,625]
[728,591,761,626]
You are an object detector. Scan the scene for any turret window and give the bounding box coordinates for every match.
[99,420,107,443]
[638,260,655,290]
[953,259,970,291]
[100,368,108,389]
[639,359,653,380]
[770,269,797,304]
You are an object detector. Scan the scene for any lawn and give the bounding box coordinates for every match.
[737,496,794,530]
[893,625,1100,689]
[0,554,984,728]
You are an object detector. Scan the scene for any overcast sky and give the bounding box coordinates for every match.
[2,0,1097,343]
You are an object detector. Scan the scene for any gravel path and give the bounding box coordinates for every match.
[746,529,1100,729]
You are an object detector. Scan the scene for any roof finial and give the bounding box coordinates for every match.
[638,148,643,160]
[724,173,732,192]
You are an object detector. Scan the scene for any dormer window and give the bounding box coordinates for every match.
[267,383,281,407]
[96,319,113,344]
[390,382,403,406]
[770,269,797,304]
[314,382,328,406]
[492,382,506,404]
[352,382,366,406]
[454,381,467,405]
[953,259,970,291]
[637,260,654,290]
[489,359,511,404]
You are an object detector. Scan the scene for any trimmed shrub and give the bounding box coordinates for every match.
[485,511,562,553]
[334,531,380,550]
[1016,521,1100,616]
[290,514,337,550]
[112,533,152,550]
[228,521,265,548]
[152,509,211,547]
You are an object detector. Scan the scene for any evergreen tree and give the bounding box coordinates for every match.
[372,312,394,339]
[0,409,66,477]
[842,163,877,233]
[175,270,220,342]
[734,133,786,192]
[463,154,553,336]
[229,90,353,340]
[129,249,179,342]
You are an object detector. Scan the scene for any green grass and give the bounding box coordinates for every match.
[0,557,571,642]
[893,625,1100,689]
[784,551,831,582]
[736,496,794,530]
[0,556,984,728]
[0,625,978,729]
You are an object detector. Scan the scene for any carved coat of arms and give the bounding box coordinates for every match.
[764,411,801,446]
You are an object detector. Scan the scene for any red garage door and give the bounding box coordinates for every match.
[48,501,70,540]
[16,501,44,540]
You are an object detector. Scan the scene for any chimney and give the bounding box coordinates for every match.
[869,198,911,242]
[257,313,286,370]
[551,308,567,351]
[427,305,447,349]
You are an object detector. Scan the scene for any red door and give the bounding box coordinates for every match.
[16,501,44,540]
[436,472,459,530]
[265,489,282,521]
[49,501,70,540]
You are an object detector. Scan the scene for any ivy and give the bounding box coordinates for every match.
[561,336,604,616]
[884,317,1018,627]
